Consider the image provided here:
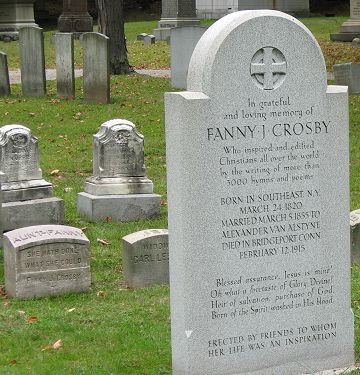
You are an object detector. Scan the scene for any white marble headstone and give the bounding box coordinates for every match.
[166,10,353,375]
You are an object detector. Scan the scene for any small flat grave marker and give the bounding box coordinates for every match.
[4,225,91,299]
[122,229,169,288]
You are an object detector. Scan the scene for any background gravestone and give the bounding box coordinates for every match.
[82,32,110,104]
[0,124,64,231]
[55,33,75,99]
[166,10,354,375]
[19,26,46,97]
[4,225,90,299]
[331,0,360,41]
[58,0,93,33]
[143,34,156,45]
[333,63,360,94]
[170,26,207,89]
[123,229,169,288]
[77,119,161,221]
[0,51,10,96]
[153,0,200,40]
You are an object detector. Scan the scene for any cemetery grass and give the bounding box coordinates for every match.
[0,77,171,375]
[0,38,360,375]
[0,17,359,71]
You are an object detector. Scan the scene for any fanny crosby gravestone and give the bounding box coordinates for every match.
[166,10,354,375]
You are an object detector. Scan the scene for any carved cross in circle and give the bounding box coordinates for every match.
[250,47,287,90]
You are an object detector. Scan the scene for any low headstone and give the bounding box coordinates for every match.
[166,10,354,374]
[77,119,161,221]
[137,33,148,41]
[143,34,156,45]
[0,51,10,96]
[19,27,46,97]
[4,225,90,299]
[333,63,360,94]
[0,124,64,231]
[122,229,169,288]
[352,37,360,44]
[82,32,110,104]
[170,26,207,89]
[55,33,75,99]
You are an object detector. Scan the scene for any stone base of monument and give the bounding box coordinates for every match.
[77,192,161,221]
[331,32,360,41]
[154,18,200,40]
[58,13,93,33]
[84,176,153,195]
[2,197,64,232]
[2,179,53,202]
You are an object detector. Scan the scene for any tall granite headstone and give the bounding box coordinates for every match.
[331,0,360,41]
[19,27,46,97]
[0,51,10,96]
[0,125,64,231]
[166,10,354,374]
[82,32,110,104]
[55,33,75,99]
[170,26,207,89]
[153,0,200,41]
[123,229,169,288]
[58,0,93,33]
[77,119,161,221]
[4,225,90,299]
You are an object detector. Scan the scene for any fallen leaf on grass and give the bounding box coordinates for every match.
[97,291,106,298]
[0,285,6,296]
[3,299,10,306]
[97,238,110,246]
[105,216,112,222]
[9,359,17,365]
[66,308,76,313]
[17,310,26,318]
[161,200,167,206]
[64,187,73,193]
[41,339,62,351]
[81,227,88,232]
[50,169,60,176]
[27,316,38,324]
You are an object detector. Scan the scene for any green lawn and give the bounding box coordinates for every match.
[0,16,360,375]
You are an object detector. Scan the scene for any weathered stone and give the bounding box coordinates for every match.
[4,225,90,299]
[82,32,110,104]
[0,51,10,96]
[58,0,93,33]
[55,33,75,99]
[153,0,200,40]
[351,209,360,263]
[352,37,360,44]
[170,26,207,89]
[0,0,38,40]
[334,63,360,94]
[143,34,156,45]
[0,124,64,231]
[19,27,46,97]
[123,229,169,288]
[137,33,148,41]
[166,10,353,374]
[331,0,360,41]
[77,119,161,221]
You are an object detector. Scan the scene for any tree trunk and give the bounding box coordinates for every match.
[96,0,133,75]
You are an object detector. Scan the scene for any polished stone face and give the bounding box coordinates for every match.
[166,10,353,375]
[4,225,91,299]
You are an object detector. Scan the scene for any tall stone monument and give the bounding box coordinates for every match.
[153,0,200,41]
[0,124,64,231]
[166,10,354,375]
[77,119,161,221]
[58,0,93,34]
[0,0,38,41]
[331,0,360,41]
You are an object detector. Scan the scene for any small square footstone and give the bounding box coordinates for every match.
[122,229,169,288]
[166,9,354,375]
[4,225,91,299]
